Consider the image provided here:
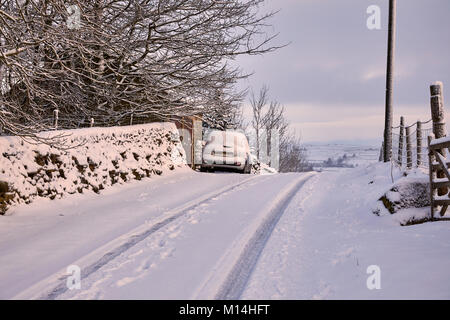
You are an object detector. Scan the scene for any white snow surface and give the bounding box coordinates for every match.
[430,135,450,146]
[242,163,450,299]
[305,143,379,168]
[0,162,449,300]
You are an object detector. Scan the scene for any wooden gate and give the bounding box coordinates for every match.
[428,135,450,220]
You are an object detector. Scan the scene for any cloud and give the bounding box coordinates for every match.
[236,0,450,142]
[362,67,385,81]
[243,100,437,143]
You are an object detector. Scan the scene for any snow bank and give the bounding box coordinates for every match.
[378,169,430,216]
[320,161,433,225]
[259,163,278,175]
[358,163,435,225]
[0,123,186,214]
[241,162,450,299]
[249,154,278,175]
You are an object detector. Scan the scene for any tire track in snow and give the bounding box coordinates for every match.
[15,175,261,300]
[213,174,314,300]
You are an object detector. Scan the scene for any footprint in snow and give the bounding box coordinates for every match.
[188,216,199,224]
[128,249,144,258]
[115,276,138,288]
[169,230,181,239]
[312,282,333,300]
[137,259,156,272]
[331,247,355,266]
[160,247,175,259]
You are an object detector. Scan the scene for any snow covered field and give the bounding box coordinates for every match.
[0,162,449,300]
[305,143,380,168]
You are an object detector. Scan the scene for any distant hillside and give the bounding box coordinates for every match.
[304,143,380,169]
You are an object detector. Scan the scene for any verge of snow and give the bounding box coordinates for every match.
[376,165,431,222]
[259,163,278,175]
[241,163,450,299]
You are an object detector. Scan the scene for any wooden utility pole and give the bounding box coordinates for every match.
[383,0,397,162]
[379,141,384,162]
[398,116,404,165]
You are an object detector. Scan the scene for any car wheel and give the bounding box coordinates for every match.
[242,161,251,174]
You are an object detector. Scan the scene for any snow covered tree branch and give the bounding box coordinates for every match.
[0,0,282,143]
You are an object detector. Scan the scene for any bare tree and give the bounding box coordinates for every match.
[263,100,287,166]
[250,84,269,158]
[278,131,311,172]
[0,0,283,143]
[249,85,309,172]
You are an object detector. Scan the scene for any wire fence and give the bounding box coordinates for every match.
[0,110,165,136]
[39,113,158,130]
[390,118,432,170]
[0,116,157,137]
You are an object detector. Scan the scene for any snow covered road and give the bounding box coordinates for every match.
[242,165,450,299]
[2,164,449,300]
[0,169,313,299]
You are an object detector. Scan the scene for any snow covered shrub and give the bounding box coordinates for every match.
[0,123,186,214]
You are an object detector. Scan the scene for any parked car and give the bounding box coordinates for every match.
[201,130,252,173]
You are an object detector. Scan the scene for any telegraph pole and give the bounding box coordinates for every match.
[383,0,397,162]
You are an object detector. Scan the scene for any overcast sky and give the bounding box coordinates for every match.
[236,0,450,144]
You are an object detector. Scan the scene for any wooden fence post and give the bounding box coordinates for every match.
[53,109,59,130]
[428,135,436,219]
[398,116,404,165]
[379,141,384,162]
[430,81,447,196]
[416,121,422,166]
[406,125,412,169]
[431,82,447,139]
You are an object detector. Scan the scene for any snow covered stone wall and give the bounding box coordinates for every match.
[0,123,186,214]
[374,168,431,225]
[379,176,430,214]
